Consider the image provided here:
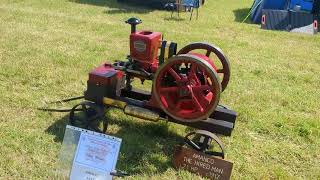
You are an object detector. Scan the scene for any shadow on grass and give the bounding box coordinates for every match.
[70,0,152,14]
[164,16,186,22]
[233,8,252,23]
[46,108,186,175]
[70,0,175,14]
[46,114,69,143]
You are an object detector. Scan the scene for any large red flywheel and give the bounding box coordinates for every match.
[153,54,221,122]
[178,42,231,92]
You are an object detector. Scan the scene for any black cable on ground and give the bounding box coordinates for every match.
[48,95,84,104]
[37,108,83,112]
[37,95,85,112]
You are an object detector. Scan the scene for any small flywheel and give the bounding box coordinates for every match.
[178,42,231,92]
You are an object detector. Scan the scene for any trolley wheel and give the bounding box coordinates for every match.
[184,130,225,159]
[69,101,108,133]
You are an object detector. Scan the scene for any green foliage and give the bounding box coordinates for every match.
[0,0,319,179]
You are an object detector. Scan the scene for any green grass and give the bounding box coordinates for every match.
[0,0,320,179]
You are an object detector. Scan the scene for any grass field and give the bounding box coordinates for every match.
[0,0,320,179]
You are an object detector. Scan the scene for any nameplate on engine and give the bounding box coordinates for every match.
[134,40,146,52]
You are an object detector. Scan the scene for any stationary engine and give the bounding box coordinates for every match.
[83,17,235,135]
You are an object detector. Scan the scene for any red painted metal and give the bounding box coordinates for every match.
[154,56,220,121]
[262,15,266,25]
[190,53,217,71]
[130,31,162,71]
[88,63,124,85]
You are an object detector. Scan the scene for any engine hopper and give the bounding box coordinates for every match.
[130,31,162,71]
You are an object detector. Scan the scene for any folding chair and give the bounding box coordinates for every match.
[176,0,200,20]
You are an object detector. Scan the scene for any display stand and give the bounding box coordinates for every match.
[56,125,122,180]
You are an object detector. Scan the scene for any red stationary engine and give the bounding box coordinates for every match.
[84,17,232,124]
[52,17,237,163]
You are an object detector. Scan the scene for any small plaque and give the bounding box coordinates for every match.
[134,40,146,52]
[173,146,233,180]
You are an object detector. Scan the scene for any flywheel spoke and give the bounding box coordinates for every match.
[192,86,212,110]
[189,88,204,112]
[189,63,201,84]
[205,50,211,57]
[191,93,204,112]
[168,68,181,81]
[190,63,197,73]
[195,91,211,107]
[192,85,213,92]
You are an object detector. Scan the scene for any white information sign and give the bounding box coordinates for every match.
[61,126,122,180]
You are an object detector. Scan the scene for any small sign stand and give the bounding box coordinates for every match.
[173,145,233,180]
[56,125,122,180]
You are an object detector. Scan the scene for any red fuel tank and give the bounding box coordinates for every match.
[85,63,125,103]
[88,63,124,86]
[130,31,162,69]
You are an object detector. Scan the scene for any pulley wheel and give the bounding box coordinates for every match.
[153,54,221,122]
[69,101,108,133]
[178,42,230,92]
